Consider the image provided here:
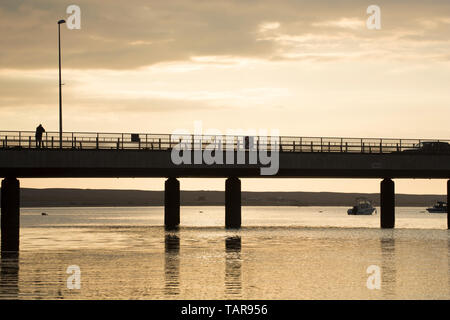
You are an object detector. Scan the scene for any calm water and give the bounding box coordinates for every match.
[1,206,449,299]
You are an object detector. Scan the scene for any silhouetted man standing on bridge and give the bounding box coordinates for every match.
[35,124,45,148]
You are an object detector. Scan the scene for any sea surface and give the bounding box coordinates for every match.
[0,206,449,299]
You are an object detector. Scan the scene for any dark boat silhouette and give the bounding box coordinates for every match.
[426,201,447,213]
[347,198,376,215]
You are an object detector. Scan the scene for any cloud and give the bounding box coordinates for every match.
[258,22,281,33]
[1,0,450,70]
[312,18,365,30]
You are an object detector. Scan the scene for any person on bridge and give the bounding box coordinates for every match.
[35,124,45,148]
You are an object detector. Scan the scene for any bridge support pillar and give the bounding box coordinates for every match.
[225,177,241,229]
[1,177,20,252]
[447,180,450,230]
[380,178,395,229]
[164,177,180,230]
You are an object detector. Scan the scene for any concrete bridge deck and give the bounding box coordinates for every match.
[1,130,450,178]
[1,148,450,178]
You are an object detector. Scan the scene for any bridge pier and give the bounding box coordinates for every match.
[380,178,395,229]
[1,177,20,252]
[164,177,180,230]
[225,177,241,229]
[447,180,450,230]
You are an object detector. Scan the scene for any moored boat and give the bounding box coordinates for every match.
[426,201,447,213]
[347,198,376,215]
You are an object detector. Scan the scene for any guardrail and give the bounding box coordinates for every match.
[0,130,448,154]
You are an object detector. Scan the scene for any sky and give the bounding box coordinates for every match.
[1,0,450,194]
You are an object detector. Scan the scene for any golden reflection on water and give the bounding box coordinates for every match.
[225,236,242,297]
[164,233,180,297]
[380,235,396,299]
[2,204,450,300]
[0,252,19,299]
[162,233,244,299]
[1,227,449,300]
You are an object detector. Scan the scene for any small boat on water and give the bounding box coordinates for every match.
[426,201,447,213]
[347,198,376,215]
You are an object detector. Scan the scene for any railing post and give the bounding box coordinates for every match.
[29,136,31,149]
[345,142,348,152]
[5,136,7,148]
[159,138,161,150]
[52,136,54,149]
[320,138,323,152]
[19,132,21,148]
[117,138,120,150]
[311,141,313,152]
[380,140,382,154]
[74,137,77,149]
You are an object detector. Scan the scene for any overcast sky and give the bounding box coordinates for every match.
[1,0,450,193]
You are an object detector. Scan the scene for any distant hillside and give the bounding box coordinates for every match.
[5,188,446,207]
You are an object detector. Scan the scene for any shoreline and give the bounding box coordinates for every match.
[12,188,445,208]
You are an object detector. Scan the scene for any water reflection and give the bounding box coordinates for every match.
[0,252,19,299]
[380,235,396,298]
[448,236,450,296]
[164,233,180,296]
[225,236,242,296]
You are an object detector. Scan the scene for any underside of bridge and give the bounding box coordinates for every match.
[0,177,449,252]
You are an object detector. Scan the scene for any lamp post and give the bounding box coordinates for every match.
[58,19,66,148]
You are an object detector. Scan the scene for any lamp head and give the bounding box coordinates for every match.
[58,19,66,24]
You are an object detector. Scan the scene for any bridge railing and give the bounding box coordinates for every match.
[0,130,449,154]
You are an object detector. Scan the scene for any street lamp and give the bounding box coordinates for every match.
[58,19,66,148]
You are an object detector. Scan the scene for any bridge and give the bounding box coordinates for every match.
[1,130,450,252]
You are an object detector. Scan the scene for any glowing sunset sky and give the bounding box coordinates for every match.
[1,0,450,193]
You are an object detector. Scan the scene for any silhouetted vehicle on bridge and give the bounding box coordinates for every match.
[401,141,450,154]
